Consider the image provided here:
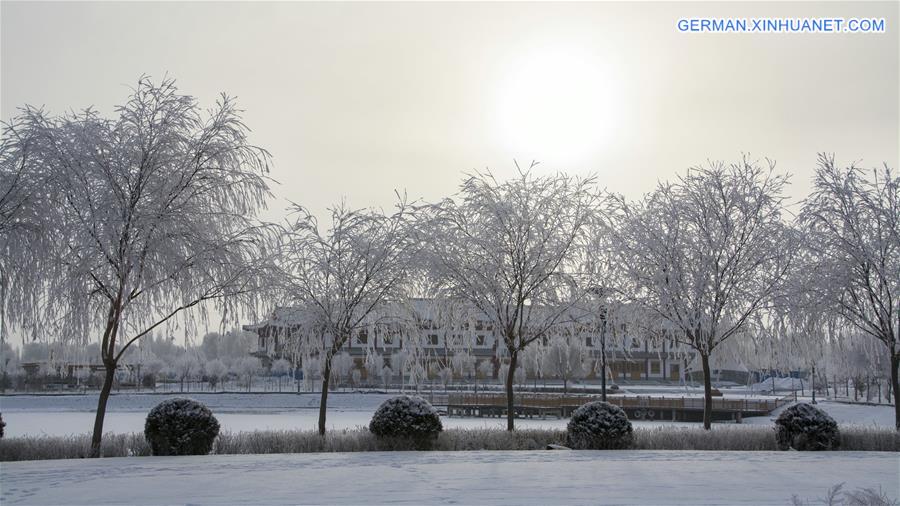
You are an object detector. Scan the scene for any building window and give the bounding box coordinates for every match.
[357,329,368,345]
[585,337,593,347]
[476,335,486,346]
[427,334,439,346]
[650,361,660,374]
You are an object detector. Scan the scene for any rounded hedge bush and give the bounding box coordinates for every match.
[144,398,220,456]
[775,402,840,451]
[369,395,443,444]
[566,401,633,450]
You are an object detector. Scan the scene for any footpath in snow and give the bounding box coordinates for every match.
[1,450,897,505]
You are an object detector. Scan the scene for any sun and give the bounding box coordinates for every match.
[494,46,622,167]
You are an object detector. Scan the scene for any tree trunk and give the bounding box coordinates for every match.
[318,358,333,436]
[89,362,116,458]
[600,352,607,402]
[600,322,608,402]
[505,350,518,431]
[890,353,899,431]
[811,366,816,404]
[701,353,712,430]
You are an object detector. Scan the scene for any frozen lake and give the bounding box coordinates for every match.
[1,392,895,437]
[1,450,896,505]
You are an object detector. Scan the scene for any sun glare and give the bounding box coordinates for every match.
[495,47,622,167]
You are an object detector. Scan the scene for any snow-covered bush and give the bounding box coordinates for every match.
[144,398,220,456]
[566,401,633,450]
[369,395,442,446]
[0,412,5,438]
[775,403,840,451]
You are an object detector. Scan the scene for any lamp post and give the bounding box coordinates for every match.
[589,286,609,402]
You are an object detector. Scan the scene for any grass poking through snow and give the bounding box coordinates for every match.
[1,425,896,461]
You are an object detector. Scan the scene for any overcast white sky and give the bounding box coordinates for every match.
[2,1,897,224]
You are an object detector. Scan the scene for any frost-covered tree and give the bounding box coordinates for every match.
[477,358,494,382]
[542,334,588,393]
[364,350,383,387]
[421,166,601,430]
[0,77,273,455]
[380,365,393,389]
[392,345,428,392]
[330,351,354,390]
[0,341,20,392]
[0,113,59,344]
[451,350,476,383]
[173,353,202,392]
[205,358,227,391]
[609,158,795,428]
[437,366,453,389]
[520,344,545,390]
[409,297,473,386]
[270,358,291,392]
[234,356,262,392]
[301,353,322,392]
[214,330,258,361]
[275,201,415,434]
[144,356,165,391]
[800,155,899,428]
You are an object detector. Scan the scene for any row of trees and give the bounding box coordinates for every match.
[1,77,897,457]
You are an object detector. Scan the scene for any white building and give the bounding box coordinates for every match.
[243,299,691,382]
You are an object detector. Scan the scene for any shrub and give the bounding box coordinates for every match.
[566,401,633,449]
[0,412,5,439]
[775,403,840,451]
[369,395,442,448]
[144,398,220,456]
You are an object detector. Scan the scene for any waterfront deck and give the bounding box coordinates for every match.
[432,393,791,422]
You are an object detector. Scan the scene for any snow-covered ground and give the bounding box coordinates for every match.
[1,450,896,505]
[1,392,895,437]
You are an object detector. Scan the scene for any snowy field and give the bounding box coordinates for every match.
[1,392,895,437]
[1,450,897,505]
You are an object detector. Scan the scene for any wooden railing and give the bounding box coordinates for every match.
[440,393,790,413]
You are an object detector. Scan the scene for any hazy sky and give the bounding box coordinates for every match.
[2,1,898,222]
